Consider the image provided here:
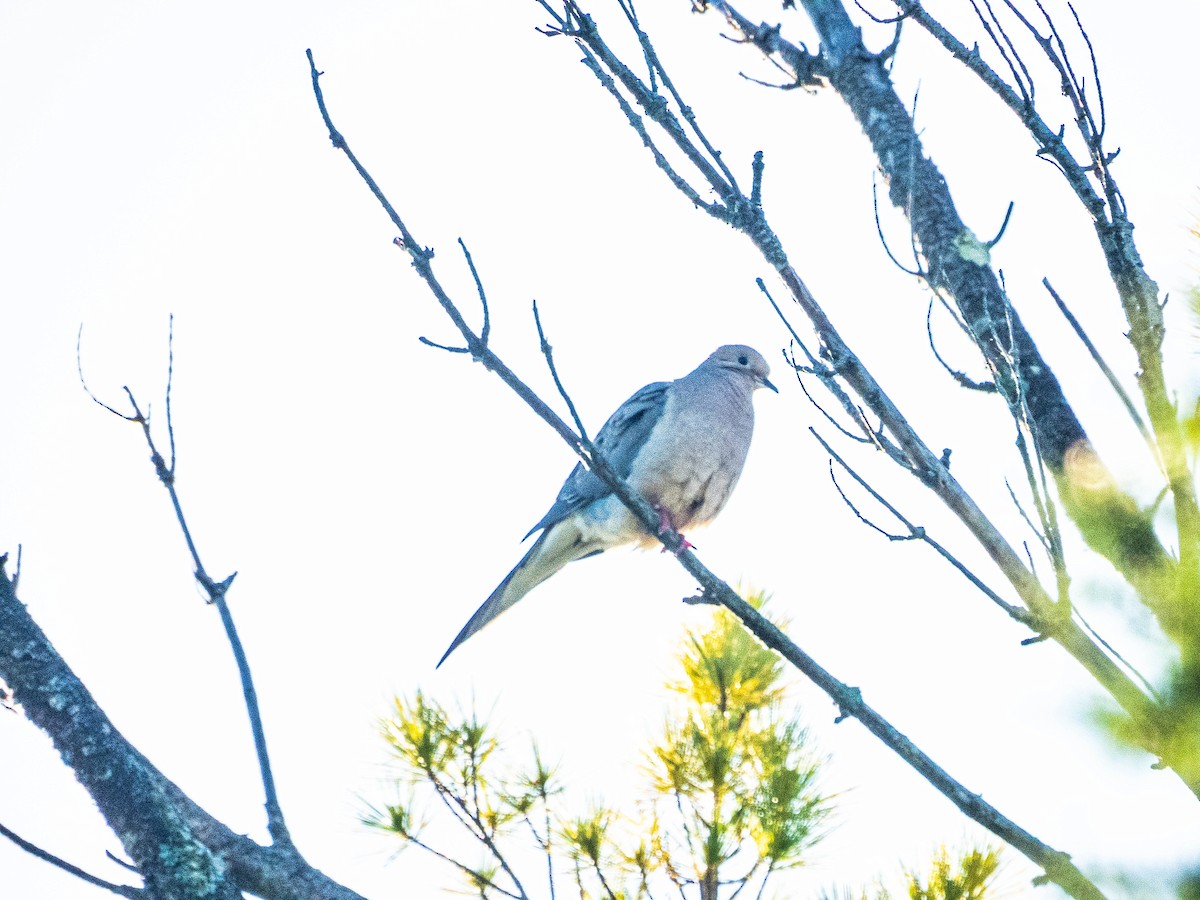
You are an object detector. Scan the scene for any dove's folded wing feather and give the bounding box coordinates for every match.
[523,381,671,539]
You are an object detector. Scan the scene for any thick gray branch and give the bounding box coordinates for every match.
[0,557,369,900]
[701,0,1171,596]
[694,0,1198,796]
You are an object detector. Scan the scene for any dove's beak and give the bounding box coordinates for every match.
[760,375,779,393]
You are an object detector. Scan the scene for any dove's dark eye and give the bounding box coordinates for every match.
[738,354,749,366]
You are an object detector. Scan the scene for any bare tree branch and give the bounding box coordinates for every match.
[812,429,1032,625]
[891,0,1198,604]
[688,0,1197,795]
[0,555,242,900]
[0,822,143,899]
[1042,277,1155,459]
[695,0,1177,623]
[0,550,370,899]
[306,47,1111,899]
[115,352,291,848]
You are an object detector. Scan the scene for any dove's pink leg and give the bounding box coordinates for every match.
[655,506,695,554]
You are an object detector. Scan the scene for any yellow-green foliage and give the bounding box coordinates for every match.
[818,844,1001,900]
[649,593,829,887]
[369,592,830,899]
[905,846,1000,900]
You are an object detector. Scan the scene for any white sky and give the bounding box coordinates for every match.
[2,1,1198,897]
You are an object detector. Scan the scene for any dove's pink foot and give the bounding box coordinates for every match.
[655,505,695,554]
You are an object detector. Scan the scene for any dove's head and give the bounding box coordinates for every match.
[705,344,778,393]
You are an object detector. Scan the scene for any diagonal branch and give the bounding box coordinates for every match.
[404,829,523,900]
[811,429,1031,625]
[0,822,143,899]
[697,0,1177,613]
[891,0,1198,607]
[0,555,241,900]
[0,553,369,900]
[688,0,1196,794]
[1042,277,1153,457]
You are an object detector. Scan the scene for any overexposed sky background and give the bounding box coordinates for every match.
[2,1,1198,897]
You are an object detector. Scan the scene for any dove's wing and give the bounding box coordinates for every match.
[523,380,671,539]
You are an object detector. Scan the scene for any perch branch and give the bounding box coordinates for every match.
[308,48,1111,898]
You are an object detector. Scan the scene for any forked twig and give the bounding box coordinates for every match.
[813,430,1033,625]
[77,321,291,848]
[0,822,143,899]
[533,301,590,443]
[926,300,997,393]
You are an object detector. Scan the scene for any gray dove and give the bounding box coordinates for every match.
[437,344,777,666]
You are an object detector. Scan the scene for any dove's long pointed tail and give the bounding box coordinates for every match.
[437,524,597,667]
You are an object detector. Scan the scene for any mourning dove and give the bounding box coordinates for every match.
[437,344,777,666]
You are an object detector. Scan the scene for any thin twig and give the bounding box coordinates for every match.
[872,178,922,276]
[307,50,592,460]
[418,336,470,353]
[533,301,590,442]
[532,743,557,900]
[985,0,1036,102]
[1005,478,1052,557]
[854,0,909,26]
[812,429,1033,625]
[542,2,745,219]
[789,357,872,445]
[105,850,140,874]
[615,0,743,198]
[592,856,620,900]
[780,336,870,443]
[459,238,492,347]
[403,829,523,900]
[967,0,1030,107]
[994,306,1071,609]
[760,279,906,460]
[76,326,138,421]
[1013,421,1064,590]
[0,823,143,899]
[428,767,529,899]
[926,300,997,393]
[576,45,716,215]
[984,200,1016,248]
[165,315,177,471]
[1071,607,1161,703]
[1068,2,1105,140]
[111,367,291,847]
[1043,278,1156,459]
[828,465,914,541]
[751,858,776,900]
[616,0,658,92]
